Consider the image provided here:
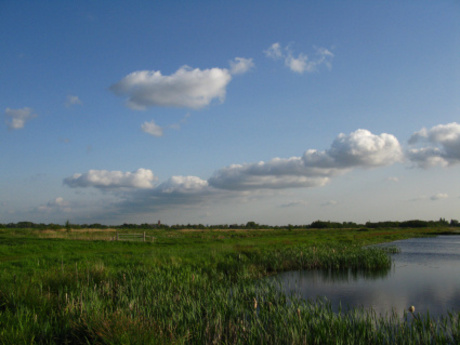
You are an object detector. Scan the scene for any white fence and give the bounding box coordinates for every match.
[112,232,155,242]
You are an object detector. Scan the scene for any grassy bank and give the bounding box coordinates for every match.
[0,227,459,344]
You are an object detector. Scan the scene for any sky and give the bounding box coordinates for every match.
[1,1,460,226]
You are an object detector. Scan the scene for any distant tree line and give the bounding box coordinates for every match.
[0,218,459,230]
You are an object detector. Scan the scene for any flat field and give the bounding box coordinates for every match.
[0,227,459,344]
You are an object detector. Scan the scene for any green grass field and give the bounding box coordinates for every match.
[0,227,459,344]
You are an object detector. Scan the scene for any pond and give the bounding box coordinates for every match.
[270,235,460,318]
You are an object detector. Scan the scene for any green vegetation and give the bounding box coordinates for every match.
[0,226,459,344]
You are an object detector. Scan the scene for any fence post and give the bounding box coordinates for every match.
[143,231,146,242]
[116,231,119,241]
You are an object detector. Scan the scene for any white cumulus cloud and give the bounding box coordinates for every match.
[64,168,156,189]
[5,107,37,129]
[325,129,403,168]
[141,120,163,137]
[110,65,232,110]
[408,122,460,168]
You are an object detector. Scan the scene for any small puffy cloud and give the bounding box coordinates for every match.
[387,176,400,183]
[65,95,82,107]
[141,120,163,137]
[408,123,460,168]
[5,107,37,129]
[430,193,448,201]
[209,129,402,191]
[285,53,311,74]
[110,66,232,110]
[265,43,334,74]
[38,197,71,213]
[264,42,283,59]
[64,168,156,189]
[229,57,254,75]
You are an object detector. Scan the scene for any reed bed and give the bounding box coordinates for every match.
[0,228,459,344]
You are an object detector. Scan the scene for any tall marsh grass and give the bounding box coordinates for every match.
[0,228,459,344]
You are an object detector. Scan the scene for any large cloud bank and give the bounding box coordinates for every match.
[62,123,460,215]
[408,122,460,168]
[64,129,403,214]
[209,129,402,190]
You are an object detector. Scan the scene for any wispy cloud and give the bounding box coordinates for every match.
[387,176,400,183]
[430,193,448,201]
[229,57,254,75]
[65,95,82,107]
[264,43,283,60]
[169,113,190,130]
[5,107,37,129]
[265,42,334,74]
[38,197,71,213]
[322,200,338,206]
[280,200,308,208]
[141,120,163,137]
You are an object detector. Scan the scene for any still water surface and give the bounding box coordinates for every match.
[271,235,460,318]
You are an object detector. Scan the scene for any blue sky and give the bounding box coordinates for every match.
[1,1,460,225]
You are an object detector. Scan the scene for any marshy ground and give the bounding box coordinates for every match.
[0,227,459,344]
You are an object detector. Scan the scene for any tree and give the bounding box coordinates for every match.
[246,221,258,229]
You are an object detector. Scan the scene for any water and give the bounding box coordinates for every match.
[271,235,460,318]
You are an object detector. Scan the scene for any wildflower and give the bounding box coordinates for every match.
[408,305,420,321]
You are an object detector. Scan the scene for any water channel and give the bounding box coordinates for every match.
[270,235,460,318]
